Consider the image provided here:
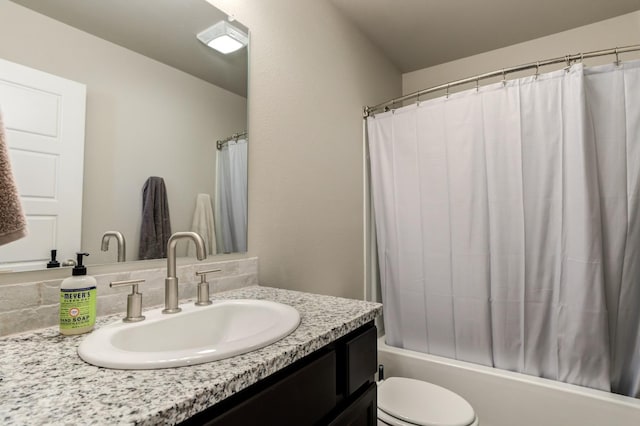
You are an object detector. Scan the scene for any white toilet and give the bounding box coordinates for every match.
[377,377,479,426]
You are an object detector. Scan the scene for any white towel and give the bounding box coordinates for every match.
[188,193,217,256]
[0,110,27,246]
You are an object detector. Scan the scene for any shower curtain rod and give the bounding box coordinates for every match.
[364,44,640,117]
[216,131,247,150]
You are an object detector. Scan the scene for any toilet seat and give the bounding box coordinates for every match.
[377,377,477,426]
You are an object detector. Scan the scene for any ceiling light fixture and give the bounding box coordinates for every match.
[197,20,248,54]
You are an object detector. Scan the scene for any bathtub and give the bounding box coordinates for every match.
[378,337,640,426]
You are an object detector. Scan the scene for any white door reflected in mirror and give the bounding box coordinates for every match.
[0,58,86,272]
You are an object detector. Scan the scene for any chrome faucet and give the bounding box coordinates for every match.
[101,231,126,262]
[163,231,207,314]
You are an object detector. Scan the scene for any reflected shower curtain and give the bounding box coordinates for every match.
[215,138,247,253]
[367,60,640,396]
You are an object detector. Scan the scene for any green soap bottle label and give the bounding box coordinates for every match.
[59,287,96,330]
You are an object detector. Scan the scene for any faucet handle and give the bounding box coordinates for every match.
[195,268,222,277]
[110,279,146,322]
[194,269,221,306]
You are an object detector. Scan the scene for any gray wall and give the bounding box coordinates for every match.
[3,1,635,303]
[208,0,402,299]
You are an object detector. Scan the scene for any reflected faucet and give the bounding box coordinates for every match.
[101,231,126,262]
[163,231,206,314]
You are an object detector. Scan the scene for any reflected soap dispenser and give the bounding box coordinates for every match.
[59,252,97,336]
[47,249,60,268]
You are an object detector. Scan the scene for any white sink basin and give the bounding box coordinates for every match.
[78,299,300,369]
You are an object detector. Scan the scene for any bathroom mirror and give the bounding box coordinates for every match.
[0,0,248,272]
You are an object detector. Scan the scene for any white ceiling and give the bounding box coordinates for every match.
[11,0,248,97]
[329,0,640,73]
[9,0,639,93]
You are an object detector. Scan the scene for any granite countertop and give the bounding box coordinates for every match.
[0,286,382,425]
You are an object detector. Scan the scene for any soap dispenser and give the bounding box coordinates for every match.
[59,252,97,335]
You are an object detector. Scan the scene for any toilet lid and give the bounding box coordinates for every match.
[378,377,475,426]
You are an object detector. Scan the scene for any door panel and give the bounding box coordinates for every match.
[0,58,86,271]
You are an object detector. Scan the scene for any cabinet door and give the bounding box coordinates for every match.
[328,382,377,426]
[344,324,377,395]
[205,350,337,426]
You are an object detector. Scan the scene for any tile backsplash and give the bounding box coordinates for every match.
[0,257,258,336]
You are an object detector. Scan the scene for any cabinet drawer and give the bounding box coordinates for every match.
[345,324,377,395]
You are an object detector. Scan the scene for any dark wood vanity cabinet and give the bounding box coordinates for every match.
[182,321,377,426]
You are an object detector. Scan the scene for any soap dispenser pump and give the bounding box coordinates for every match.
[47,249,60,268]
[59,252,97,335]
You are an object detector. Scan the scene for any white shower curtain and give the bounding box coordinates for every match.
[215,138,248,253]
[367,60,640,396]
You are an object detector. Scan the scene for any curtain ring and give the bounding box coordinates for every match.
[615,48,620,66]
[446,83,450,99]
[563,55,572,73]
[580,52,584,63]
[534,61,540,80]
[476,78,480,93]
[501,69,506,87]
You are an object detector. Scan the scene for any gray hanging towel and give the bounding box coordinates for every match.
[0,110,27,246]
[138,176,171,259]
